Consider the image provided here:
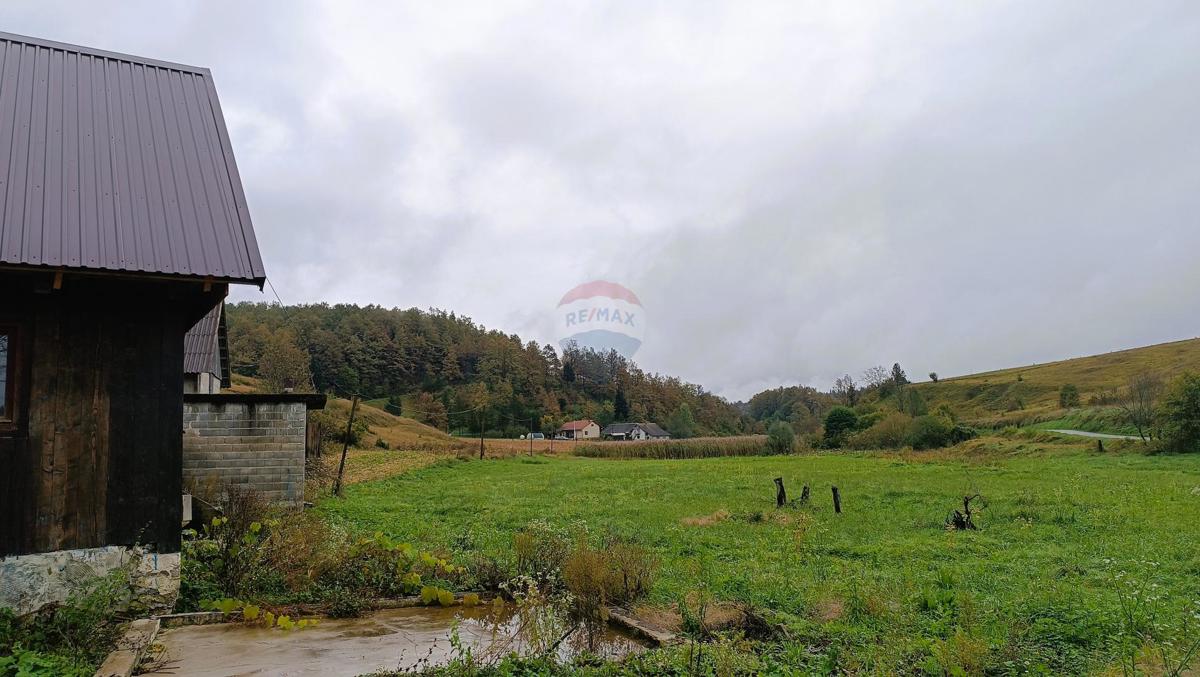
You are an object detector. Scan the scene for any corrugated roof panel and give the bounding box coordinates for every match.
[184,302,222,375]
[0,32,265,285]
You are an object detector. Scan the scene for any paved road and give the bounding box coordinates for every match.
[1047,429,1142,441]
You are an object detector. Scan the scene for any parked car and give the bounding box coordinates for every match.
[531,432,545,440]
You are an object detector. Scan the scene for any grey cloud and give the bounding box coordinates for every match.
[4,0,1197,399]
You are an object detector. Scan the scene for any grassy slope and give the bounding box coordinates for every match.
[320,443,1200,673]
[913,337,1200,426]
[317,397,472,485]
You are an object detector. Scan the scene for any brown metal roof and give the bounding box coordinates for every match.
[0,32,265,285]
[184,301,229,385]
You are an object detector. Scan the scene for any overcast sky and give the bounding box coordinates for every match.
[5,1,1199,400]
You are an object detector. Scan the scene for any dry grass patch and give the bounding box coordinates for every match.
[681,509,730,527]
[813,597,845,623]
[631,601,747,634]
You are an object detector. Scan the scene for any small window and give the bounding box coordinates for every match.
[0,325,15,424]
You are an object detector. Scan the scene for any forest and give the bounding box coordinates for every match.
[226,302,755,437]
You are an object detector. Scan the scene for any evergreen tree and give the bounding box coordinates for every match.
[891,363,909,386]
[614,387,630,420]
[823,406,859,447]
[667,403,697,438]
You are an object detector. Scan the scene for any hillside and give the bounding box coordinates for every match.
[314,396,472,487]
[225,302,752,438]
[912,337,1200,425]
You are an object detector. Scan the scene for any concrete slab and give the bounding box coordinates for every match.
[144,605,644,676]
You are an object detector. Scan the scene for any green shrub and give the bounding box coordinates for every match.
[0,646,93,677]
[514,520,572,586]
[0,569,132,675]
[949,423,979,444]
[1059,384,1081,409]
[182,485,274,599]
[848,412,911,449]
[321,585,370,618]
[180,502,467,615]
[1159,372,1200,452]
[905,415,953,450]
[766,421,795,454]
[823,407,859,447]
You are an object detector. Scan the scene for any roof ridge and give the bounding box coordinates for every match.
[0,31,209,75]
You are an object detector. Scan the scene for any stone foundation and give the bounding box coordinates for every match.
[0,546,180,617]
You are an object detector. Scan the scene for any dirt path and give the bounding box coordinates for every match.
[1047,429,1142,441]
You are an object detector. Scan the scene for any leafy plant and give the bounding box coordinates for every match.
[201,598,318,631]
[905,415,953,450]
[765,421,795,454]
[1159,372,1200,452]
[0,568,133,675]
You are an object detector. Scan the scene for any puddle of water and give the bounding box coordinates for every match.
[148,605,646,677]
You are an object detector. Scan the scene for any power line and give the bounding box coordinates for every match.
[265,277,285,307]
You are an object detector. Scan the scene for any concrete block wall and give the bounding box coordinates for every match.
[182,401,307,507]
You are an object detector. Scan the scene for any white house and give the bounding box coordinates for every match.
[601,422,672,440]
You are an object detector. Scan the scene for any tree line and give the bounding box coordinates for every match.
[226,302,752,438]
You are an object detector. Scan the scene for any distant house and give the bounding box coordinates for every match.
[556,419,600,440]
[601,423,643,440]
[184,303,230,394]
[601,422,672,440]
[639,422,672,439]
[0,32,265,616]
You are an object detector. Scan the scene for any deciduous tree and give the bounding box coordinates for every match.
[1159,373,1200,452]
[833,374,859,406]
[259,330,312,392]
[1119,372,1163,441]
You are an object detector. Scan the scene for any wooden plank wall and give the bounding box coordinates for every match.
[0,273,222,557]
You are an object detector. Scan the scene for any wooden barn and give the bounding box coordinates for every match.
[0,32,265,614]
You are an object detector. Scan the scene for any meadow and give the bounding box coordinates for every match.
[320,443,1200,674]
[913,337,1200,426]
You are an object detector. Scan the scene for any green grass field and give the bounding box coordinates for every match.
[319,445,1200,673]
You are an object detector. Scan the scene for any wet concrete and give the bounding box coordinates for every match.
[144,605,645,676]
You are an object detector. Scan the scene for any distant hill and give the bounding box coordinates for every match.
[913,337,1200,425]
[225,302,752,438]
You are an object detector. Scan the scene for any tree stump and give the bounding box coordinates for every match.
[832,486,842,514]
[774,477,787,507]
[948,494,980,530]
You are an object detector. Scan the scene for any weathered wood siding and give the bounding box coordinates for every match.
[0,273,224,557]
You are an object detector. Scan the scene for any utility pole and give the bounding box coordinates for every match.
[478,411,485,460]
[333,395,360,497]
[529,418,534,457]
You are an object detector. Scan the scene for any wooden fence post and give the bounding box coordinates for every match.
[774,477,787,507]
[333,395,360,497]
[832,485,842,514]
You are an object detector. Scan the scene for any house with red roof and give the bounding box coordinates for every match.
[555,419,600,440]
